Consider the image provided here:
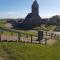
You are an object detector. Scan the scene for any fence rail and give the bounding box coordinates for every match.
[0,27,60,45]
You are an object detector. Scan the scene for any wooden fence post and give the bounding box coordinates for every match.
[31,35,33,43]
[45,38,47,45]
[45,32,47,36]
[51,33,53,39]
[0,34,1,42]
[38,39,42,44]
[18,33,21,42]
[38,31,43,44]
[54,34,57,39]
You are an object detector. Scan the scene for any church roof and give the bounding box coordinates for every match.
[32,0,39,7]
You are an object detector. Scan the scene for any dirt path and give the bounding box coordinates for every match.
[47,39,57,45]
[0,57,4,60]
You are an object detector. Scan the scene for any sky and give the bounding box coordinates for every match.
[0,0,60,19]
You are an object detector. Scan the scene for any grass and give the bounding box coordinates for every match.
[0,20,6,28]
[0,20,37,36]
[0,20,60,60]
[0,20,57,36]
[33,25,57,31]
[0,41,60,60]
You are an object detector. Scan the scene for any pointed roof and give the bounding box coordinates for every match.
[32,0,39,7]
[33,0,38,3]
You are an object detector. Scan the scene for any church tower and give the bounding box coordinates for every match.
[32,0,39,17]
[24,0,41,27]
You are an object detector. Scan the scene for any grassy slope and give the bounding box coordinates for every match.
[33,25,57,31]
[0,20,6,27]
[0,20,36,36]
[0,42,60,60]
[0,20,60,60]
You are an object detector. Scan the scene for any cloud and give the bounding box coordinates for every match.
[0,11,60,19]
[0,11,29,19]
[40,11,60,18]
[0,11,24,19]
[0,12,16,14]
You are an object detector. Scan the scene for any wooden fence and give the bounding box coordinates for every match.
[0,27,60,45]
[0,27,39,44]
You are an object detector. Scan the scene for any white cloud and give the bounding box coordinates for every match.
[0,11,60,19]
[0,11,26,19]
[40,11,60,18]
[0,12,16,14]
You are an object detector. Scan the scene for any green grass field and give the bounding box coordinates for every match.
[0,41,60,60]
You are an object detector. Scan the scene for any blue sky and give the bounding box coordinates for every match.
[0,0,60,18]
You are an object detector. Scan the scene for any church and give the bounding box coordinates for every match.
[23,0,41,26]
[6,0,48,29]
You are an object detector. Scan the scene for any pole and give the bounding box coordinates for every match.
[18,33,21,42]
[31,35,33,43]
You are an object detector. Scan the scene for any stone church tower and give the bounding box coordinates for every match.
[32,0,39,17]
[24,0,41,26]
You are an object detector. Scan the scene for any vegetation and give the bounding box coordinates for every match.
[0,42,60,60]
[48,15,60,25]
[0,20,6,27]
[0,19,59,32]
[33,24,57,31]
[0,18,60,60]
